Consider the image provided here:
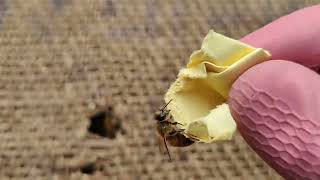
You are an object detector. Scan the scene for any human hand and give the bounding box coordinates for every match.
[229,5,320,180]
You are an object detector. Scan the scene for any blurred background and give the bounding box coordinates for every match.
[0,0,319,179]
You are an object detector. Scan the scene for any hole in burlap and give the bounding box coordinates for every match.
[88,106,123,138]
[80,162,96,175]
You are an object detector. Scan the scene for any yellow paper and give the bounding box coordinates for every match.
[165,30,271,143]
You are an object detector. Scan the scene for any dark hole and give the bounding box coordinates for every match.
[88,106,122,138]
[63,152,74,159]
[89,111,108,137]
[80,162,96,175]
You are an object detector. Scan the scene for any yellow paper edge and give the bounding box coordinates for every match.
[164,30,271,143]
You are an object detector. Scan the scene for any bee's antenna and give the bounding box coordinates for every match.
[160,99,172,112]
[163,136,172,161]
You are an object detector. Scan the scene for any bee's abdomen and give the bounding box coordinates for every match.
[166,133,194,147]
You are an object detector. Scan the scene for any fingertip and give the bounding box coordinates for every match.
[229,60,320,180]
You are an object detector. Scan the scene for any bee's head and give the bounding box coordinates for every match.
[154,100,172,122]
[154,110,167,121]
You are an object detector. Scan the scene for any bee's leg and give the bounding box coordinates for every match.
[185,134,200,142]
[167,128,185,137]
[166,121,183,126]
[163,135,172,162]
[175,129,187,136]
[167,131,178,137]
[176,129,185,133]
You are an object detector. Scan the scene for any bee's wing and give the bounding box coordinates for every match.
[155,125,171,161]
[157,132,166,155]
[154,125,165,153]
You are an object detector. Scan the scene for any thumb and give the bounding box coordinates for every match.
[241,5,320,69]
[229,60,320,180]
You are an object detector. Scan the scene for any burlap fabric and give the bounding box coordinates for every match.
[0,0,319,179]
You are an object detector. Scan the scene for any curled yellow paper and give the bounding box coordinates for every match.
[164,30,271,143]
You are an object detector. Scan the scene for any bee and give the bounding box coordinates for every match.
[154,100,194,161]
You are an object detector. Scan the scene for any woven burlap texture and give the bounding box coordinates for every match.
[0,0,319,179]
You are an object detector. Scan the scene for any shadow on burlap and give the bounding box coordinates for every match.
[0,0,318,179]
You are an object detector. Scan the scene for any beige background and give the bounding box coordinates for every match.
[0,0,319,179]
